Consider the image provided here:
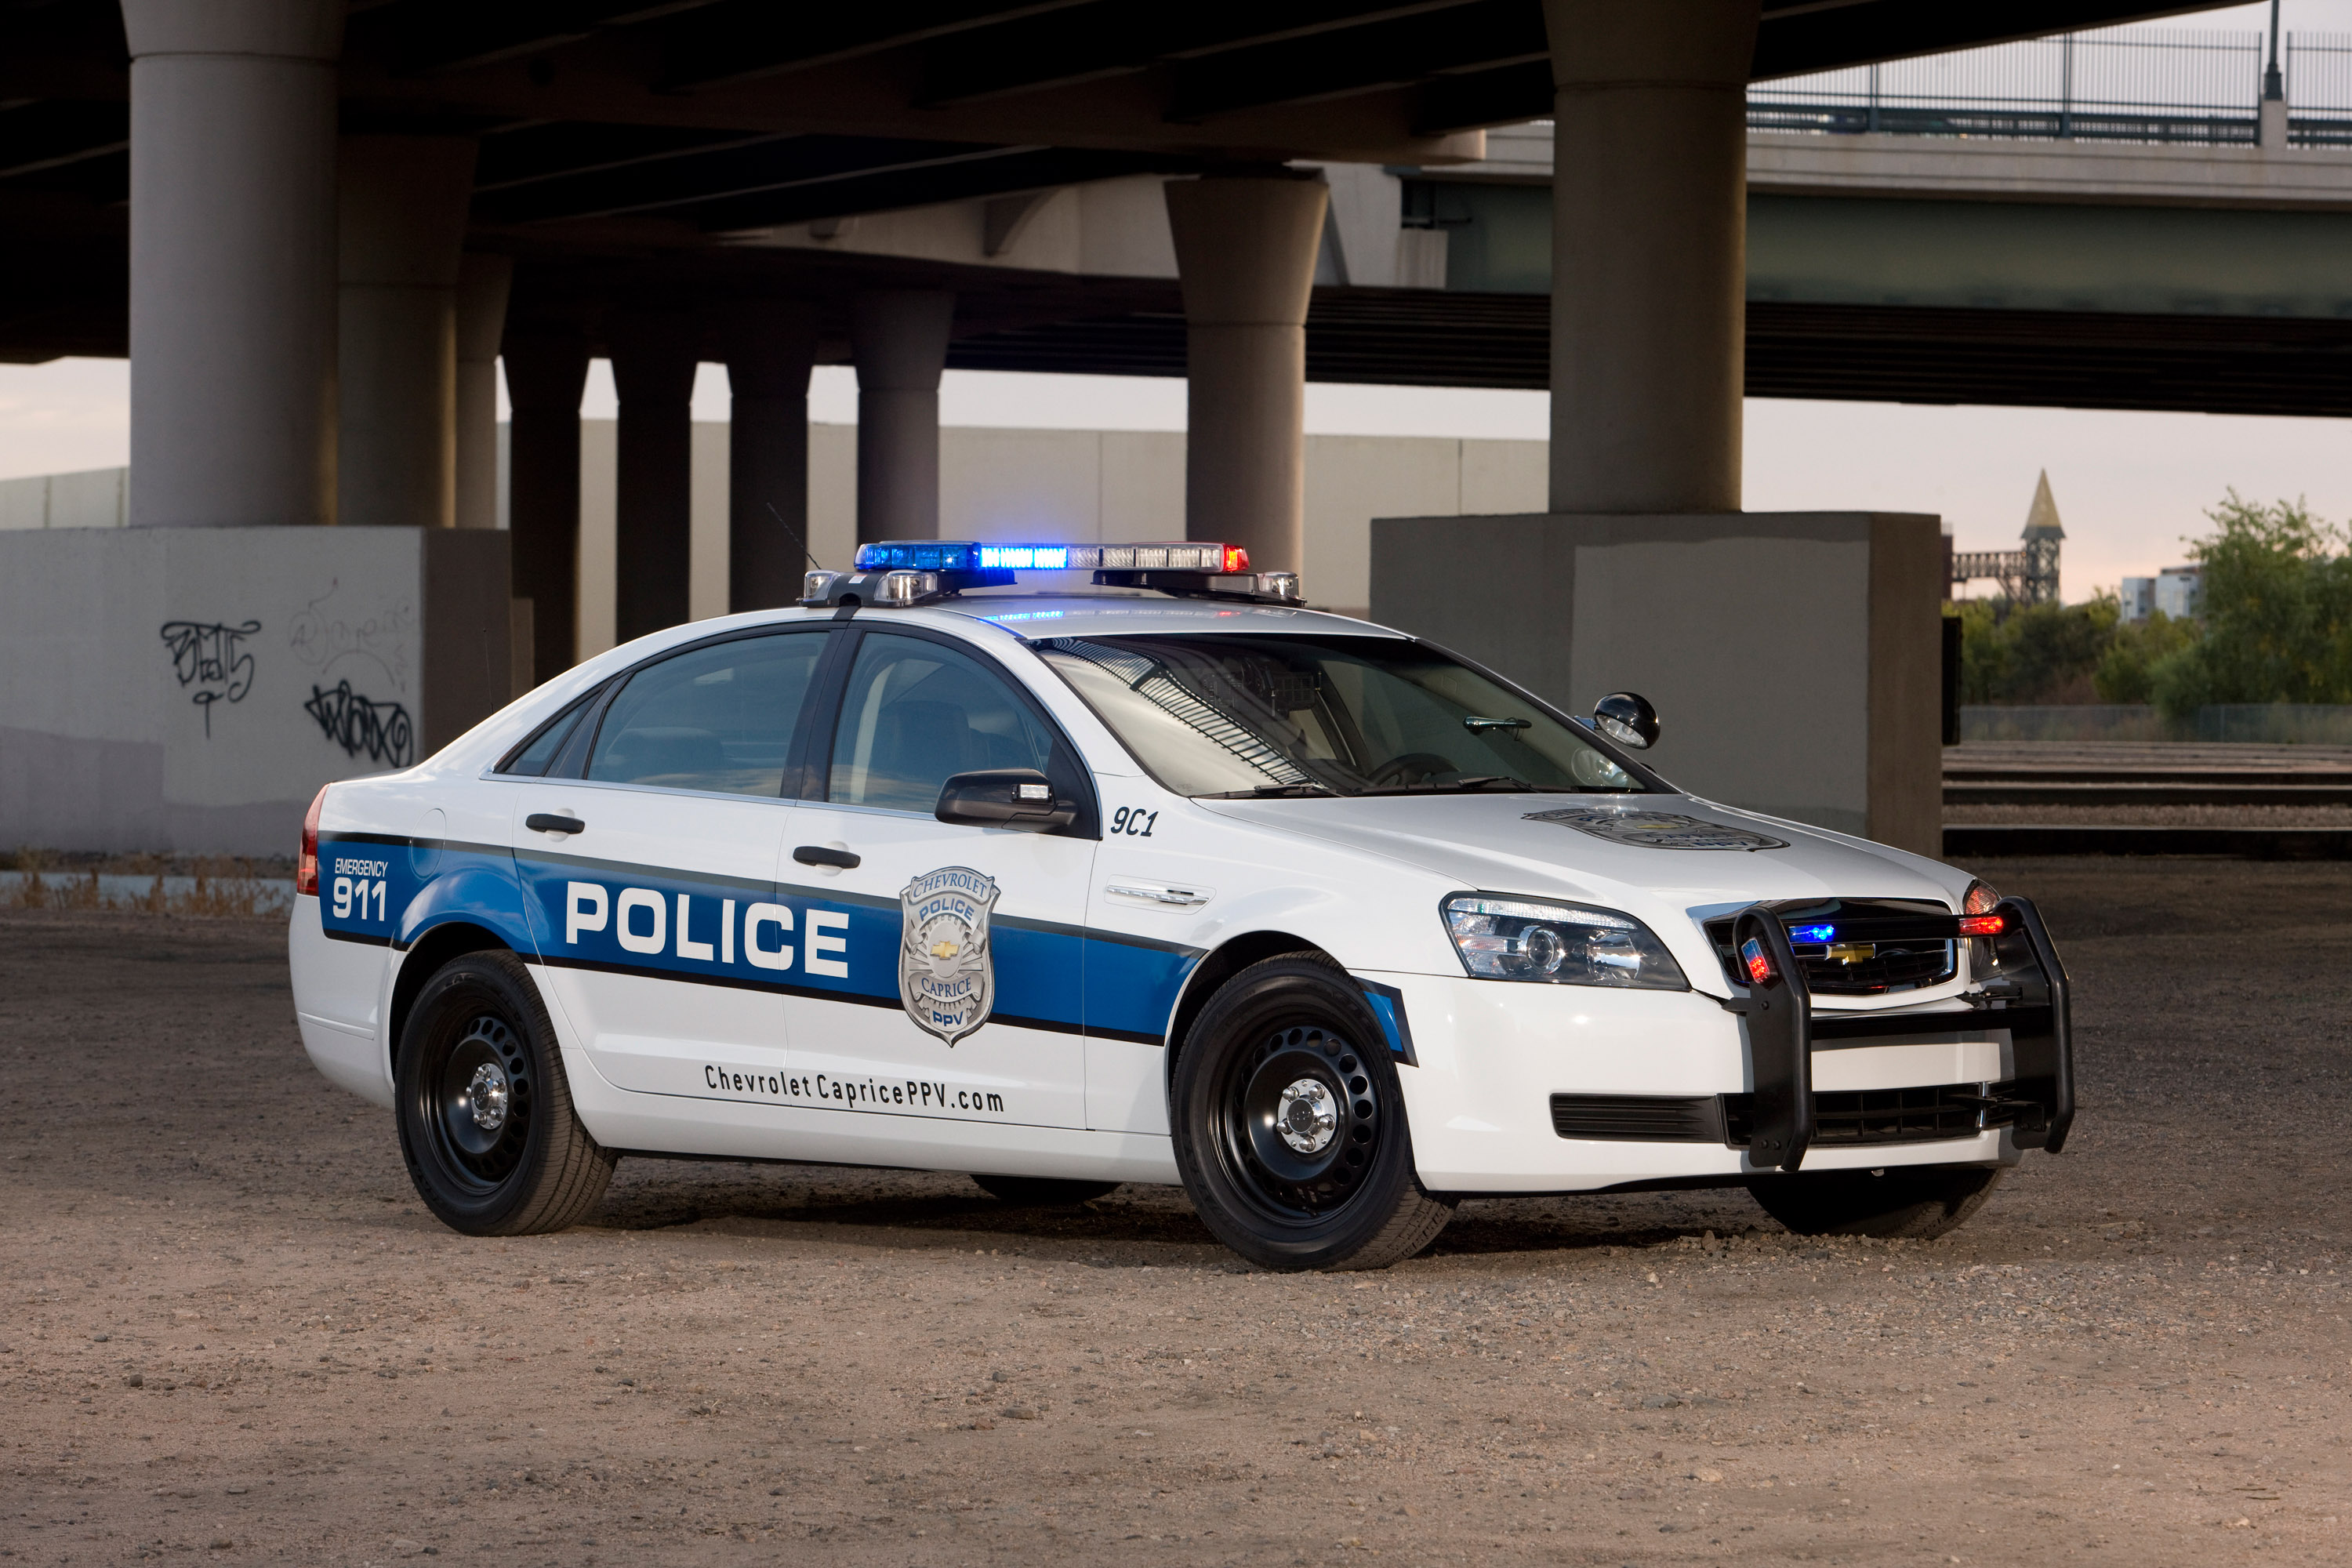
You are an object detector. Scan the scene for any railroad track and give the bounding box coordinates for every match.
[1940,742,2352,856]
[1946,781,2352,806]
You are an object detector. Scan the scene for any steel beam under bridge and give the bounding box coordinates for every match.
[954,131,2352,419]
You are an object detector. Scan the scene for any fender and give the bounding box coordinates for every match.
[394,852,534,955]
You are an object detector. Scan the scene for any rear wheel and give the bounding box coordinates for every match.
[1171,955,1454,1271]
[971,1174,1119,1207]
[1748,1164,2003,1240]
[396,949,614,1236]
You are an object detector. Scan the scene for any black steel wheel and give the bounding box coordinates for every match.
[396,949,614,1236]
[1748,1164,2004,1240]
[1172,954,1453,1270]
[971,1174,1120,1207]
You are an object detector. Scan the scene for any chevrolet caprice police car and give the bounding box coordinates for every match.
[289,540,2072,1271]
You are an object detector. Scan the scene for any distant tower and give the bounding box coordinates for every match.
[2018,469,2063,605]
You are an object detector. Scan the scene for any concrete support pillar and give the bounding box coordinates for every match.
[1542,0,1757,513]
[1163,171,1327,571]
[122,0,343,527]
[337,135,477,528]
[851,290,954,544]
[725,301,818,610]
[503,332,588,684]
[454,255,513,531]
[608,314,698,642]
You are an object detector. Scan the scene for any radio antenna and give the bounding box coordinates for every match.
[767,501,821,572]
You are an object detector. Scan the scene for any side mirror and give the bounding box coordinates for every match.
[1592,691,1659,750]
[935,768,1076,833]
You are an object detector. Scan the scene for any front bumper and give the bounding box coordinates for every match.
[1364,898,2072,1195]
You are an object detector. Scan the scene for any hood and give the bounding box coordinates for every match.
[1197,792,1969,997]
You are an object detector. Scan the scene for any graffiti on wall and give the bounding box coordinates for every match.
[303,680,416,769]
[289,582,414,694]
[158,619,261,738]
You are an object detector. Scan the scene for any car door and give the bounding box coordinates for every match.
[776,625,1099,1137]
[501,627,830,1102]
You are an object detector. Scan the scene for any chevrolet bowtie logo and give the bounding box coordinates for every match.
[1825,942,1877,965]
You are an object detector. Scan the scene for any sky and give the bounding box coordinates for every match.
[4,0,2349,603]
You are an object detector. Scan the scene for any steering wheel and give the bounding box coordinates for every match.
[1366,752,1457,788]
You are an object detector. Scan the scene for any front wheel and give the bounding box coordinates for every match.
[1748,1164,2004,1240]
[1171,955,1454,1271]
[396,949,615,1236]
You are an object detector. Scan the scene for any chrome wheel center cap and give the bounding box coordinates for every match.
[1276,1079,1338,1154]
[466,1062,510,1131]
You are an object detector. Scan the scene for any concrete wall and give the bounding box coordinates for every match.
[0,526,509,855]
[29,423,1548,666]
[1368,511,1944,855]
[0,467,129,530]
[554,422,1546,662]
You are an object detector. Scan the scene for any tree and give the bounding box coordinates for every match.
[2151,492,2352,720]
[1955,595,2117,705]
[2092,612,2198,704]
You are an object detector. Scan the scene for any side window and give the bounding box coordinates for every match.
[828,633,1065,814]
[499,694,594,777]
[585,633,823,797]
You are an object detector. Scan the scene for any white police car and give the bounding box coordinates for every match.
[289,540,2072,1271]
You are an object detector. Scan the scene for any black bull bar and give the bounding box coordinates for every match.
[1728,897,2074,1172]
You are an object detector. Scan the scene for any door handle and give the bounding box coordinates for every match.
[525,813,585,835]
[793,844,861,869]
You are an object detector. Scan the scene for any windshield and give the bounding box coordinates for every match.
[1034,633,1649,798]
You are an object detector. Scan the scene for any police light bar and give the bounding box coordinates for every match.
[852,540,1250,575]
[804,539,1303,608]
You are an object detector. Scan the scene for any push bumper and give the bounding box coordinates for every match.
[1727,895,2072,1171]
[1369,898,2071,1195]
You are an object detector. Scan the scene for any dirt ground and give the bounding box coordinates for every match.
[3,857,2348,1566]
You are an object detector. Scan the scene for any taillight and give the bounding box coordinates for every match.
[296,785,326,896]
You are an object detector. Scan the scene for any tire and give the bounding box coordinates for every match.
[1748,1163,2004,1240]
[971,1174,1120,1207]
[395,949,615,1236]
[1171,954,1454,1271]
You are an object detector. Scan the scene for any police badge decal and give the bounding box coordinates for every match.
[898,866,1000,1045]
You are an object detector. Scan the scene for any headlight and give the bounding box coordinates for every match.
[1962,879,2002,974]
[1442,894,1688,991]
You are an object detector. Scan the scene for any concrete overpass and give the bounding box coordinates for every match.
[0,0,2258,856]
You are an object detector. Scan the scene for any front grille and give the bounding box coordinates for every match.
[1704,898,1958,996]
[1550,1094,1722,1142]
[1721,1083,1997,1148]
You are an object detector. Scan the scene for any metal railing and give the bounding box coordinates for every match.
[2288,33,2352,144]
[1748,27,2352,147]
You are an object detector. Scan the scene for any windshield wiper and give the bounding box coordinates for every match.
[1359,775,1568,795]
[1198,782,1340,799]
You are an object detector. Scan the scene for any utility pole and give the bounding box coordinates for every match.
[2266,0,2285,101]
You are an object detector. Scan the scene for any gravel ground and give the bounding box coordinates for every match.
[4,858,2348,1566]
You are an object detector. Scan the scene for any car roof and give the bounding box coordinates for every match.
[939,593,1408,641]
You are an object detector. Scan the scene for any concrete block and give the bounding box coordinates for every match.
[0,525,510,855]
[1368,510,1943,855]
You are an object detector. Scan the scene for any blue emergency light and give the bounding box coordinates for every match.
[1788,923,1836,943]
[853,541,1249,574]
[808,539,1298,608]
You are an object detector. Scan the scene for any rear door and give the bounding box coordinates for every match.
[503,628,831,1101]
[775,626,1100,1139]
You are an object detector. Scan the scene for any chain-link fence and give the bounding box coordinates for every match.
[1959,705,2352,744]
